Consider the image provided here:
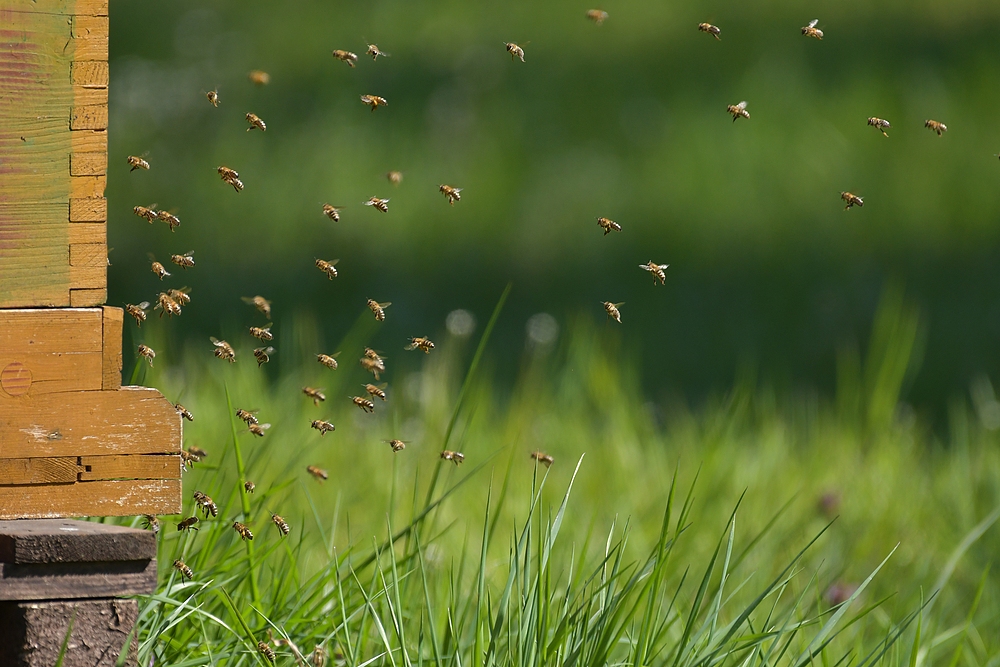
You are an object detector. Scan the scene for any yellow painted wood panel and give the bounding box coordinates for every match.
[69,243,106,266]
[70,152,107,176]
[102,306,122,389]
[0,479,182,520]
[69,197,106,221]
[0,458,78,485]
[0,202,69,305]
[71,61,109,87]
[70,287,106,306]
[70,104,107,130]
[79,455,181,482]
[70,263,106,289]
[70,175,106,199]
[68,223,106,245]
[72,85,108,107]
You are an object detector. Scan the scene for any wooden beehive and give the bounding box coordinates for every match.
[0,0,182,519]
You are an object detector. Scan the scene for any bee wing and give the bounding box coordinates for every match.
[380,302,392,308]
[808,18,819,27]
[332,351,342,358]
[241,296,256,305]
[259,423,271,430]
[639,264,652,271]
[147,252,157,261]
[330,259,340,266]
[210,336,222,345]
[659,264,670,270]
[614,302,625,307]
[264,347,275,354]
[138,301,150,309]
[185,250,195,257]
[382,198,390,203]
[404,342,417,350]
[736,101,747,110]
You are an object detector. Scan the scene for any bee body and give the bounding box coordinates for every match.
[317,353,340,370]
[386,439,406,452]
[530,451,555,467]
[364,383,387,401]
[367,299,391,321]
[640,261,670,285]
[361,348,386,379]
[316,258,339,279]
[156,210,180,232]
[505,42,525,62]
[237,409,259,426]
[173,559,194,579]
[333,49,358,67]
[367,44,389,60]
[142,515,159,533]
[210,337,236,363]
[271,513,290,536]
[841,192,864,210]
[177,516,199,532]
[167,287,191,305]
[253,346,275,367]
[248,70,270,85]
[206,90,219,107]
[193,491,218,518]
[697,22,721,39]
[405,337,435,353]
[151,261,170,280]
[868,117,891,137]
[727,101,750,122]
[127,155,150,172]
[248,423,270,437]
[387,171,403,185]
[311,419,336,435]
[233,521,254,541]
[603,301,623,323]
[364,196,389,212]
[303,386,327,405]
[170,251,195,269]
[801,19,823,40]
[217,165,243,192]
[322,204,343,222]
[246,112,266,132]
[175,403,194,421]
[244,481,256,493]
[242,295,272,319]
[137,344,156,367]
[258,641,276,663]
[597,217,621,235]
[352,396,375,413]
[249,325,273,342]
[307,465,329,481]
[360,95,387,112]
[439,184,462,205]
[441,450,465,465]
[587,9,609,24]
[180,450,199,469]
[925,119,947,135]
[126,302,149,326]
[187,445,207,460]
[134,205,158,223]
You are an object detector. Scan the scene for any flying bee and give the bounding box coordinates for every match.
[364,383,387,401]
[249,325,273,342]
[173,559,193,580]
[141,515,159,533]
[210,337,236,362]
[439,184,462,205]
[311,419,336,435]
[602,301,623,323]
[801,18,823,39]
[217,166,243,192]
[154,292,181,318]
[360,350,386,379]
[925,119,947,136]
[244,480,256,493]
[253,346,275,367]
[307,465,329,481]
[242,295,272,319]
[170,251,195,269]
[332,49,358,67]
[364,196,389,212]
[150,260,170,280]
[314,647,328,667]
[352,396,375,413]
[867,117,891,137]
[530,450,555,467]
[248,70,270,85]
[841,191,864,210]
[156,210,180,232]
[440,450,465,465]
[127,154,150,172]
[727,101,750,122]
[177,516,199,532]
[227,176,244,192]
[271,513,290,536]
[193,491,218,518]
[405,337,435,353]
[640,261,670,285]
[167,287,192,305]
[385,439,406,452]
[317,353,340,370]
[586,9,608,24]
[315,258,339,279]
[248,422,271,437]
[367,299,391,321]
[246,112,266,132]
[698,22,721,39]
[303,386,326,406]
[125,302,150,326]
[322,204,344,222]
[236,411,260,427]
[504,42,525,62]
[187,445,207,460]
[360,94,387,112]
[180,449,199,470]
[387,171,403,185]
[137,344,156,367]
[597,217,622,235]
[206,89,220,107]
[133,205,158,223]
[366,43,389,60]
[233,521,254,541]
[174,403,194,421]
[258,642,276,663]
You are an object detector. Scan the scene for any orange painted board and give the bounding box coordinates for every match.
[79,455,181,482]
[0,458,79,485]
[0,479,182,520]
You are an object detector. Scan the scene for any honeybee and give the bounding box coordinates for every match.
[168,287,192,305]
[385,439,406,452]
[530,451,555,467]
[317,353,340,370]
[801,18,823,40]
[133,205,158,223]
[175,403,194,421]
[245,112,266,132]
[727,101,750,122]
[248,423,271,437]
[364,196,389,212]
[332,49,358,67]
[271,513,290,536]
[193,491,218,518]
[364,383,387,401]
[925,119,947,135]
[173,559,194,580]
[405,337,435,353]
[242,295,272,319]
[217,166,243,192]
[367,43,389,60]
[154,292,181,318]
[440,450,465,465]
[206,89,220,107]
[439,184,462,205]
[303,386,327,405]
[867,117,891,137]
[141,515,159,533]
[504,42,525,62]
[841,192,864,210]
[596,217,622,235]
[387,171,403,185]
[137,344,156,367]
[156,210,180,232]
[210,337,236,363]
[360,95,387,112]
[253,346,275,367]
[248,70,270,85]
[360,350,386,379]
[244,480,256,493]
[177,516,199,532]
[697,22,721,39]
[258,641,276,663]
[126,302,150,326]
[170,251,195,269]
[322,204,343,222]
[352,396,375,413]
[586,9,608,24]
[311,419,336,435]
[602,301,623,323]
[187,445,207,460]
[307,465,329,481]
[313,646,328,667]
[249,325,273,341]
[316,258,340,279]
[150,260,171,280]
[180,449,200,469]
[127,154,150,172]
[640,261,670,285]
[233,521,254,541]
[367,299,391,321]
[237,409,259,425]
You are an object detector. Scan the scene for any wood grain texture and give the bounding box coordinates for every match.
[69,196,105,221]
[71,61,108,87]
[69,287,105,306]
[0,560,157,600]
[79,455,180,482]
[0,458,78,485]
[0,309,102,397]
[0,479,182,520]
[70,104,107,130]
[70,175,106,199]
[101,306,122,389]
[69,243,105,267]
[69,129,106,154]
[68,223,105,245]
[69,262,105,289]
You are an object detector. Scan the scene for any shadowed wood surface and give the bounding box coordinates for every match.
[0,519,155,564]
[0,560,157,601]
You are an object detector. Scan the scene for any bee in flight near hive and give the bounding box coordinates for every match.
[387,171,403,185]
[210,337,236,362]
[841,192,864,209]
[925,119,947,135]
[322,204,343,222]
[586,9,608,25]
[640,261,670,285]
[361,94,387,112]
[206,89,220,107]
[242,295,272,319]
[248,70,270,85]
[180,450,200,470]
[217,166,244,192]
[597,217,621,235]
[253,346,275,367]
[315,258,339,279]
[801,19,823,39]
[303,386,326,406]
[133,204,158,223]
[405,337,435,354]
[332,49,358,67]
[187,445,207,460]
[248,423,271,437]
[233,521,254,541]
[258,642,276,663]
[385,439,406,452]
[530,451,555,467]
[142,515,159,533]
[602,301,623,323]
[173,559,194,579]
[307,465,329,481]
[867,117,891,137]
[155,293,181,318]
[244,481,256,493]
[439,184,462,205]
[364,383,387,401]
[193,491,218,518]
[126,302,149,326]
[727,101,750,122]
[352,396,376,413]
[156,210,180,232]
[137,344,156,367]
[236,409,259,425]
[246,112,266,132]
[177,516,199,532]
[364,196,389,212]
[311,419,336,435]
[367,299,391,321]
[360,348,386,379]
[271,513,290,536]
[127,154,150,172]
[504,42,526,62]
[249,325,273,342]
[441,450,465,465]
[367,43,389,60]
[168,287,192,305]
[317,352,340,370]
[174,403,194,421]
[170,251,195,269]
[698,22,721,39]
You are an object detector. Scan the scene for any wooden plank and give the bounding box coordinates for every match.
[75,0,109,16]
[68,223,105,245]
[70,175,106,199]
[69,197,106,221]
[0,387,182,458]
[70,287,106,307]
[0,459,78,486]
[72,84,108,107]
[69,243,105,267]
[69,263,105,289]
[0,203,69,306]
[70,152,106,176]
[0,309,102,354]
[101,306,121,389]
[0,560,157,600]
[78,455,180,482]
[0,479,182,520]
[0,352,101,396]
[0,518,155,563]
[71,15,107,39]
[71,61,109,87]
[70,129,107,154]
[70,105,107,130]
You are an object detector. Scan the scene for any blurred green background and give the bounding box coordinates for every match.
[107,0,1000,414]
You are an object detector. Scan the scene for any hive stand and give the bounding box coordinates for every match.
[1,2,182,664]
